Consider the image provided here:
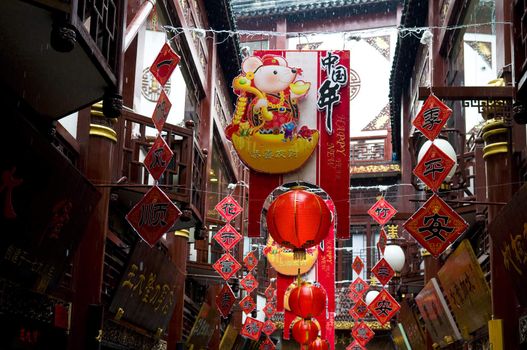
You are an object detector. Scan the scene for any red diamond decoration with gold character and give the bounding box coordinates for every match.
[215,195,243,222]
[244,251,258,271]
[350,299,369,320]
[260,337,276,350]
[403,193,468,258]
[346,340,366,350]
[413,143,455,191]
[368,197,397,226]
[262,320,277,336]
[263,302,276,318]
[352,321,375,346]
[126,185,182,246]
[368,289,400,325]
[213,223,242,251]
[240,295,256,315]
[352,256,364,275]
[349,277,369,299]
[240,317,263,340]
[152,90,172,132]
[377,228,388,255]
[372,258,395,286]
[216,283,236,318]
[265,285,275,301]
[412,94,452,141]
[240,273,259,293]
[150,42,181,87]
[144,136,174,181]
[212,252,241,280]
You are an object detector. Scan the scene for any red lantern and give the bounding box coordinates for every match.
[288,281,327,319]
[266,189,331,256]
[308,337,329,350]
[292,319,319,345]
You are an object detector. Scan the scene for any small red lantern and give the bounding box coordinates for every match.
[292,319,319,345]
[288,281,327,319]
[266,189,331,258]
[308,337,329,350]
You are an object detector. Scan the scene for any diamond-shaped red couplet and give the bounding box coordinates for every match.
[216,283,236,318]
[244,251,258,271]
[348,289,360,303]
[152,90,172,132]
[240,317,263,341]
[346,340,366,350]
[126,186,182,246]
[265,285,275,301]
[352,256,364,275]
[240,295,256,315]
[349,277,369,298]
[352,321,375,346]
[377,228,388,255]
[412,94,452,141]
[368,197,397,226]
[241,273,259,293]
[263,302,276,318]
[372,258,395,286]
[213,253,241,280]
[413,143,455,191]
[215,195,243,222]
[260,336,276,350]
[213,223,242,251]
[403,193,468,258]
[368,289,400,325]
[143,136,174,181]
[262,320,277,336]
[150,42,180,87]
[351,299,369,319]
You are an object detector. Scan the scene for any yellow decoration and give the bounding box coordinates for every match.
[264,236,318,276]
[488,319,504,350]
[387,225,399,239]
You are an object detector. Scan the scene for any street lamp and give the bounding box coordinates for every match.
[384,244,406,274]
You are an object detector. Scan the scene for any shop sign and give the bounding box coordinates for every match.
[240,317,263,341]
[368,197,397,226]
[149,42,180,87]
[398,299,426,350]
[186,302,219,348]
[219,324,239,350]
[143,136,173,180]
[413,143,455,191]
[368,289,400,325]
[216,283,236,319]
[403,194,468,258]
[240,273,258,293]
[244,251,258,271]
[351,321,374,346]
[213,223,242,251]
[437,240,491,339]
[392,323,411,350]
[212,252,241,281]
[415,277,462,347]
[412,94,452,141]
[215,195,243,222]
[372,258,395,286]
[126,185,182,246]
[109,241,180,332]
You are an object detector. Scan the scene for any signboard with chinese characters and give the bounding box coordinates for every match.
[398,299,426,350]
[437,240,491,339]
[403,194,468,258]
[109,241,181,332]
[186,302,219,348]
[488,183,527,306]
[415,278,462,347]
[0,114,100,292]
[245,50,350,239]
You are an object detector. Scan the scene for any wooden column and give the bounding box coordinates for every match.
[69,103,117,350]
[271,17,287,49]
[167,229,189,349]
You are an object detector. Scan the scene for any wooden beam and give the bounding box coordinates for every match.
[418,86,516,100]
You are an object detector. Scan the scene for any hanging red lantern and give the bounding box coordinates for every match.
[292,319,319,345]
[308,337,330,350]
[288,281,327,319]
[266,188,331,258]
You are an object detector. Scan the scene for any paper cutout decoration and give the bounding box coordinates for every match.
[265,285,276,300]
[260,337,276,350]
[372,258,395,286]
[368,197,397,226]
[350,299,369,320]
[244,251,259,271]
[262,320,277,336]
[143,136,173,181]
[212,253,242,280]
[152,90,172,132]
[263,302,276,318]
[412,94,452,141]
[351,321,375,346]
[346,340,366,350]
[240,273,259,293]
[226,54,319,174]
[126,185,182,246]
[352,256,364,275]
[240,295,256,315]
[150,42,181,87]
[403,194,468,258]
[213,223,242,251]
[349,277,369,299]
[240,317,264,340]
[216,283,236,318]
[368,289,400,325]
[215,195,243,222]
[377,228,388,255]
[413,142,456,191]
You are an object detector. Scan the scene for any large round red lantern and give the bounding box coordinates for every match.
[266,189,331,256]
[288,281,327,319]
[308,337,330,350]
[292,319,319,345]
